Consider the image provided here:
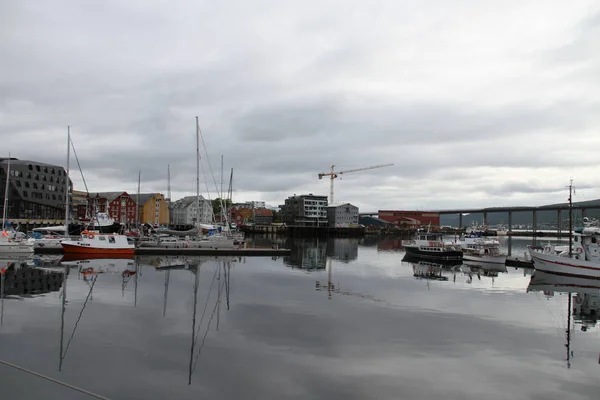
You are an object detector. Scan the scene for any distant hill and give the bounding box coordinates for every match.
[439,198,600,228]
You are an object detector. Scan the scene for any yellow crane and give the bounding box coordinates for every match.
[318,163,394,204]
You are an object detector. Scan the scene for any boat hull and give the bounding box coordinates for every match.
[529,249,600,279]
[462,254,506,264]
[61,243,135,256]
[405,246,463,261]
[0,243,34,253]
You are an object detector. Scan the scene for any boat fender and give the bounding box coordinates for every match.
[576,247,583,253]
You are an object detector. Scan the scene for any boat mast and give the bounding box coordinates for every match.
[136,170,141,230]
[195,117,200,230]
[220,155,224,224]
[64,127,71,238]
[2,153,11,231]
[167,164,171,227]
[568,179,573,257]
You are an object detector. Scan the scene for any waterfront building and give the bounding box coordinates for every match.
[0,157,71,222]
[279,194,328,226]
[136,193,169,225]
[378,210,440,227]
[359,216,394,228]
[87,192,137,224]
[254,207,274,225]
[171,195,212,225]
[327,203,359,227]
[72,190,88,220]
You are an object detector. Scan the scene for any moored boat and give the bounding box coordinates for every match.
[61,230,135,256]
[402,230,462,261]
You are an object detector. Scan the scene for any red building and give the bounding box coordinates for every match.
[87,192,137,224]
[378,210,440,227]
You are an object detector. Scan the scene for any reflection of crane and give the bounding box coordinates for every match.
[318,163,393,204]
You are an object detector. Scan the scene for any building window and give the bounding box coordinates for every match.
[33,183,38,189]
[43,176,47,181]
[36,165,40,172]
[28,164,33,170]
[25,182,30,188]
[51,168,55,174]
[23,191,28,198]
[35,174,39,180]
[16,180,21,187]
[43,167,48,173]
[41,184,45,190]
[52,194,56,200]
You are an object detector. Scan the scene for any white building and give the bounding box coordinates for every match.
[171,195,213,225]
[327,203,359,227]
[234,201,266,209]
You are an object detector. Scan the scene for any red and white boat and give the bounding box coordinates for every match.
[61,230,135,256]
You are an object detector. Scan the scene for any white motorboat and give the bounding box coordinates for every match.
[528,217,600,278]
[460,232,506,264]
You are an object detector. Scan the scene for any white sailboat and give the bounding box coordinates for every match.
[0,155,34,253]
[187,117,236,249]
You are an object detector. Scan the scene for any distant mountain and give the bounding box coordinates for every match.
[439,198,600,228]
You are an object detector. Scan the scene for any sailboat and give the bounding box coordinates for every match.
[187,117,236,250]
[0,155,33,253]
[60,130,135,256]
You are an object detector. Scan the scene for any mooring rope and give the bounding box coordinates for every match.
[0,359,112,400]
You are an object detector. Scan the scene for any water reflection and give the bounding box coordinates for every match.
[527,271,600,368]
[284,238,359,270]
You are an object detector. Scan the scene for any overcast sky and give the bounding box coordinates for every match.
[2,1,599,211]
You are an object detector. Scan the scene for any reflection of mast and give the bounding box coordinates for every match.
[163,270,170,317]
[566,292,572,369]
[59,264,68,371]
[0,268,5,326]
[188,266,200,385]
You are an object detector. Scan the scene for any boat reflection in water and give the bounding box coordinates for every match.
[527,271,600,367]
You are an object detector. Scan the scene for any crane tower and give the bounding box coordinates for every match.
[317,163,393,204]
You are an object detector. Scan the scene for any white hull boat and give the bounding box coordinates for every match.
[0,241,34,253]
[528,250,600,279]
[462,253,507,265]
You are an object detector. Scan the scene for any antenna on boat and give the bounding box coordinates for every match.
[567,179,574,257]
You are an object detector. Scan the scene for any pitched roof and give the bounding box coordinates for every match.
[88,191,127,203]
[254,208,273,217]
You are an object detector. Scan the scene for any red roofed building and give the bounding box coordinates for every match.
[378,210,440,227]
[254,207,274,225]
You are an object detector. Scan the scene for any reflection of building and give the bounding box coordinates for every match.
[0,157,71,222]
[280,194,328,226]
[283,238,327,270]
[171,195,212,225]
[326,238,359,263]
[378,210,440,227]
[1,261,64,296]
[377,239,403,251]
[327,203,359,227]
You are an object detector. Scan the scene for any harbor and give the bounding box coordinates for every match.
[1,236,597,400]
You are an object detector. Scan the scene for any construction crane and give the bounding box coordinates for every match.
[318,163,394,204]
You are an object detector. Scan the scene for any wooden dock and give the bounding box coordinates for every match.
[34,247,291,257]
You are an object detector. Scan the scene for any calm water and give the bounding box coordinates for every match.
[0,237,598,399]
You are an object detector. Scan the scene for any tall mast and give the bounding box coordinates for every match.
[220,155,224,223]
[568,179,573,257]
[64,128,71,238]
[566,292,572,369]
[2,153,11,231]
[167,164,171,226]
[136,171,141,229]
[195,117,200,228]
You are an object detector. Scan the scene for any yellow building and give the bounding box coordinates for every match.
[137,193,170,225]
